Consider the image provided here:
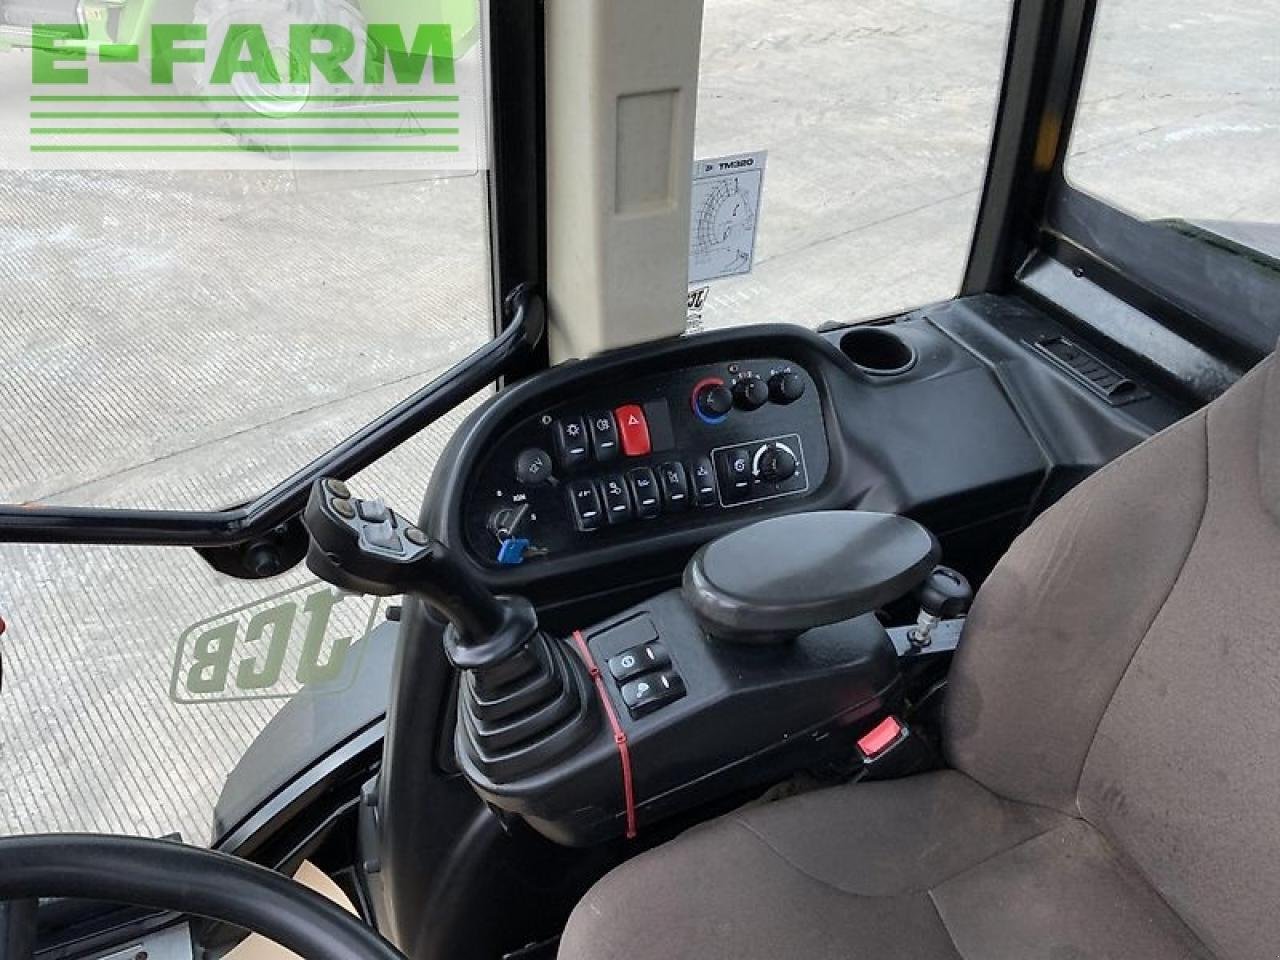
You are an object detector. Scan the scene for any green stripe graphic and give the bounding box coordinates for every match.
[30,144,462,153]
[30,111,460,119]
[29,95,460,102]
[31,127,460,135]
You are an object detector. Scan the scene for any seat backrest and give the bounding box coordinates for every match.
[946,345,1280,960]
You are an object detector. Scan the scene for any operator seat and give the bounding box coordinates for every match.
[560,342,1280,960]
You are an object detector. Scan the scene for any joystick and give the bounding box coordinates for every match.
[301,479,596,780]
[908,565,973,648]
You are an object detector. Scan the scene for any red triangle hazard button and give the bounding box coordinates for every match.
[614,404,651,457]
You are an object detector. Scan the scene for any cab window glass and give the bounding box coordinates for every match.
[0,0,490,843]
[1067,0,1278,243]
[691,0,1010,331]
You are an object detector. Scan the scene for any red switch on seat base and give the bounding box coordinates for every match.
[857,716,905,759]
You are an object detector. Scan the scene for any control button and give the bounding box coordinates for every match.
[567,480,603,531]
[715,447,753,502]
[552,416,589,469]
[657,461,690,511]
[363,516,402,552]
[607,641,671,682]
[515,447,553,486]
[768,370,806,405]
[588,411,619,462]
[597,474,633,525]
[732,376,770,411]
[405,526,429,546]
[754,442,798,483]
[330,497,356,519]
[621,669,686,717]
[689,456,717,507]
[627,466,661,519]
[357,498,390,523]
[324,478,351,499]
[614,404,651,457]
[692,378,733,423]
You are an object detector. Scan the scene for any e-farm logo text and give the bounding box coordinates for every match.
[10,12,481,170]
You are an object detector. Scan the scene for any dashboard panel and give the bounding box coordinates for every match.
[421,302,1190,611]
[459,357,829,568]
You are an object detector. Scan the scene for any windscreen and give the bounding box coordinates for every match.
[688,0,1011,332]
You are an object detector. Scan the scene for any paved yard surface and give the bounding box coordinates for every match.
[0,0,1275,842]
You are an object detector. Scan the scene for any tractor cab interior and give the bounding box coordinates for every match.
[1,0,1277,958]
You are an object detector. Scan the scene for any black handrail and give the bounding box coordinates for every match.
[0,285,544,547]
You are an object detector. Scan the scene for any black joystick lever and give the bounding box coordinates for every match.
[302,479,596,780]
[302,478,537,668]
[909,566,973,649]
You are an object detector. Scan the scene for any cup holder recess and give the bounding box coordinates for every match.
[840,326,918,377]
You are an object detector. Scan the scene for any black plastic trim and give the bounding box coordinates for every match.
[963,0,1095,294]
[487,0,549,388]
[1046,188,1279,361]
[215,721,385,859]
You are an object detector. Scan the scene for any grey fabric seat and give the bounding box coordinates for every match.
[560,344,1280,960]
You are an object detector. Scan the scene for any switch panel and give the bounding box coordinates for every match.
[461,356,829,567]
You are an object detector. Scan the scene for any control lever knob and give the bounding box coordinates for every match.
[910,565,973,648]
[755,442,798,483]
[732,377,770,411]
[694,382,733,420]
[767,370,805,405]
[514,447,553,486]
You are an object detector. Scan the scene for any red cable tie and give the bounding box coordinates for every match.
[571,630,637,839]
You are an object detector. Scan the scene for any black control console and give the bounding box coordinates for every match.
[456,356,829,570]
[457,510,941,845]
[299,476,948,847]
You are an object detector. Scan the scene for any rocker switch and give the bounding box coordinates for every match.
[552,416,589,468]
[588,411,619,462]
[607,641,670,682]
[614,404,651,456]
[567,480,603,532]
[621,669,686,717]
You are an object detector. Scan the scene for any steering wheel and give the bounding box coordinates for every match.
[0,834,405,960]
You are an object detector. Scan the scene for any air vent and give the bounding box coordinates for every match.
[1032,337,1148,406]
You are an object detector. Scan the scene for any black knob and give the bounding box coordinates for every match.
[917,566,973,619]
[514,448,553,486]
[768,370,805,405]
[732,377,769,411]
[755,443,797,483]
[694,382,734,419]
